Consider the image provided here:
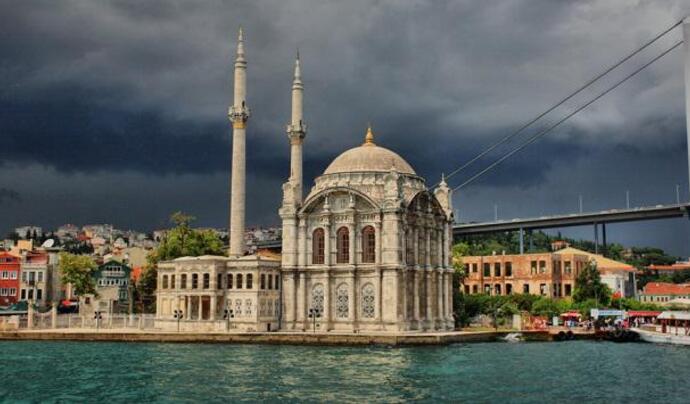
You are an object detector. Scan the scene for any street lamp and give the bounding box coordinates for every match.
[223,308,235,331]
[307,307,322,333]
[94,311,102,331]
[173,309,184,333]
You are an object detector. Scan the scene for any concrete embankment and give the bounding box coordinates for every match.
[0,329,554,346]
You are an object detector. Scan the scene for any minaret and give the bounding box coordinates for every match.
[286,51,306,202]
[228,28,250,256]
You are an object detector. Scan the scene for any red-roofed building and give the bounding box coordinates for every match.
[0,252,20,306]
[647,262,690,276]
[639,282,690,305]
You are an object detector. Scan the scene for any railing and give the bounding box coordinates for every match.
[1,312,158,331]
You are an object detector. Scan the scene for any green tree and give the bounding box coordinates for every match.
[573,260,611,305]
[58,252,97,297]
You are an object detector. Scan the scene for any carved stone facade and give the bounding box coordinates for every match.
[280,129,455,332]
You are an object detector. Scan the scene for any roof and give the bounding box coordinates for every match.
[555,247,635,272]
[641,282,690,296]
[648,263,690,271]
[323,128,415,175]
[658,311,690,320]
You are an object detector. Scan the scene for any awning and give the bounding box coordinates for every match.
[627,311,661,318]
[658,311,690,321]
[560,311,581,318]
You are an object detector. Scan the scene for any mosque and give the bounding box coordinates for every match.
[155,29,455,333]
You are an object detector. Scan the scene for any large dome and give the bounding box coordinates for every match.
[323,127,416,175]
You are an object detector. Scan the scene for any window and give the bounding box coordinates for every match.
[530,261,537,275]
[171,275,176,289]
[494,263,501,277]
[275,275,280,288]
[539,283,547,296]
[495,284,501,295]
[28,289,34,299]
[336,284,349,318]
[192,274,198,289]
[505,262,512,277]
[36,272,42,282]
[336,227,349,264]
[1,271,7,279]
[268,274,273,290]
[464,285,470,294]
[506,284,513,295]
[0,288,6,296]
[472,285,478,294]
[37,289,42,300]
[162,275,169,289]
[361,283,375,318]
[523,284,530,294]
[11,271,18,280]
[227,273,233,289]
[483,263,491,277]
[564,284,572,296]
[260,274,266,290]
[361,226,376,263]
[472,263,478,273]
[484,284,491,294]
[181,274,187,289]
[539,261,546,274]
[21,272,27,282]
[246,274,253,289]
[21,289,26,299]
[245,299,252,315]
[311,284,324,313]
[312,229,325,264]
[564,261,572,275]
[237,274,243,289]
[203,274,210,289]
[217,274,222,289]
[235,299,242,317]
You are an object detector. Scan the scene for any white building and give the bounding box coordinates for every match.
[155,29,454,333]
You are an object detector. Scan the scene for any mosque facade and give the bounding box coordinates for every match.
[155,29,454,332]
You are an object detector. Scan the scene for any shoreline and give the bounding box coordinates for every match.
[0,329,580,346]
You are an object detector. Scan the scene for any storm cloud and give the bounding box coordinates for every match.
[1,1,689,254]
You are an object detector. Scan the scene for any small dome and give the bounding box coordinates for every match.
[323,126,416,175]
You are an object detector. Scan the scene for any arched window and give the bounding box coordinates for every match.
[217,274,223,289]
[260,274,266,290]
[361,226,376,263]
[336,227,349,264]
[170,275,176,289]
[268,274,273,290]
[236,273,243,289]
[336,284,349,319]
[181,274,187,289]
[191,273,198,289]
[361,283,375,318]
[311,284,324,314]
[312,228,325,264]
[227,273,233,289]
[203,273,210,289]
[246,274,253,289]
[162,275,169,289]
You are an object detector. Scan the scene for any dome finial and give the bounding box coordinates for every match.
[363,123,375,146]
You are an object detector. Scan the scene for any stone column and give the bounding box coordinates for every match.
[425,272,433,329]
[323,272,331,330]
[413,226,419,267]
[210,295,217,320]
[297,217,307,267]
[437,271,444,327]
[413,269,421,326]
[51,302,58,329]
[297,272,306,329]
[374,221,382,264]
[348,223,356,264]
[348,270,356,325]
[324,222,332,266]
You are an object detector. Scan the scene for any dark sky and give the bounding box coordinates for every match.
[1,1,689,256]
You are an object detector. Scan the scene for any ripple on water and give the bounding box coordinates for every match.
[0,340,689,403]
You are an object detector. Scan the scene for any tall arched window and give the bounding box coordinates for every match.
[203,273,210,289]
[312,228,325,264]
[337,227,349,264]
[181,274,187,289]
[162,275,169,289]
[336,284,349,319]
[171,275,176,289]
[236,273,243,289]
[361,283,375,318]
[246,274,253,289]
[361,226,376,263]
[227,273,233,289]
[191,273,198,289]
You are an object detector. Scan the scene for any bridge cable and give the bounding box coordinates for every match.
[452,40,683,192]
[438,19,683,188]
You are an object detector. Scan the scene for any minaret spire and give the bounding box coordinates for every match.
[287,50,307,203]
[228,27,251,256]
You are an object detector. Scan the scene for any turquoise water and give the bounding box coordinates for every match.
[0,340,689,402]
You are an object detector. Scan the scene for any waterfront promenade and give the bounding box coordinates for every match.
[0,328,558,345]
